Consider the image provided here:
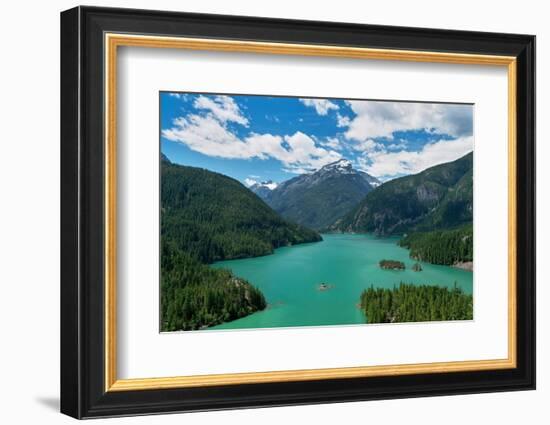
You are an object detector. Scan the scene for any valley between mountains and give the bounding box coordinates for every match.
[161,152,474,332]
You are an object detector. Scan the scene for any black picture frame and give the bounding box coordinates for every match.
[61,5,535,419]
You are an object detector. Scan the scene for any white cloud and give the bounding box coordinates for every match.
[321,137,342,150]
[193,95,249,126]
[351,139,383,153]
[168,93,188,100]
[280,132,342,172]
[162,114,246,158]
[359,136,473,180]
[299,98,339,116]
[282,167,309,174]
[162,112,341,173]
[343,101,472,142]
[336,113,351,127]
[244,178,257,187]
[387,142,407,150]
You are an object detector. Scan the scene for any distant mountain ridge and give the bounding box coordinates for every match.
[253,159,380,230]
[331,152,473,235]
[248,180,278,200]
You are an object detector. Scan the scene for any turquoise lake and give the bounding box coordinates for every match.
[210,233,472,330]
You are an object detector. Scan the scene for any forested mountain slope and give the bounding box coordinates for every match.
[332,152,473,235]
[160,156,321,331]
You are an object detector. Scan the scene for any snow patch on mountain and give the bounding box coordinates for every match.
[262,181,278,190]
[246,179,278,189]
[244,178,258,188]
[321,159,353,173]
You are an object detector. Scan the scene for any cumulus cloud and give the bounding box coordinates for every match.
[299,98,339,115]
[387,142,407,150]
[351,139,383,152]
[168,93,188,100]
[163,114,244,158]
[281,132,342,172]
[342,101,473,142]
[193,95,249,126]
[336,113,351,127]
[358,136,473,180]
[163,94,473,180]
[321,137,342,150]
[162,96,341,173]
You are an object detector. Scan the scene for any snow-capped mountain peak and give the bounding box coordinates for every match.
[252,180,277,190]
[321,159,353,172]
[245,179,278,190]
[248,180,279,201]
[312,158,381,187]
[261,180,278,190]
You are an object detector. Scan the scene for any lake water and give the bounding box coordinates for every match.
[210,233,473,330]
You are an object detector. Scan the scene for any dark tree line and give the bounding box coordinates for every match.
[161,241,266,331]
[399,224,473,265]
[360,283,473,324]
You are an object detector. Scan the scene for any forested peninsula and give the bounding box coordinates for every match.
[360,283,473,323]
[398,225,473,268]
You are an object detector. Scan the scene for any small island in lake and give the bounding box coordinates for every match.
[317,283,334,291]
[412,262,423,272]
[379,259,406,270]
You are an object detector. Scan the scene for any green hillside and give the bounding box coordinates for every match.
[332,152,473,235]
[399,224,473,266]
[160,157,321,331]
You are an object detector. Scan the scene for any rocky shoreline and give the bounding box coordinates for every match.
[453,261,473,272]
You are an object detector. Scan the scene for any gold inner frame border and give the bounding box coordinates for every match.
[104,33,517,392]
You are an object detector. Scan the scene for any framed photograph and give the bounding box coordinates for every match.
[60,6,535,419]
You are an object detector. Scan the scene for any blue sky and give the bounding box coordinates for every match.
[160,92,473,184]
